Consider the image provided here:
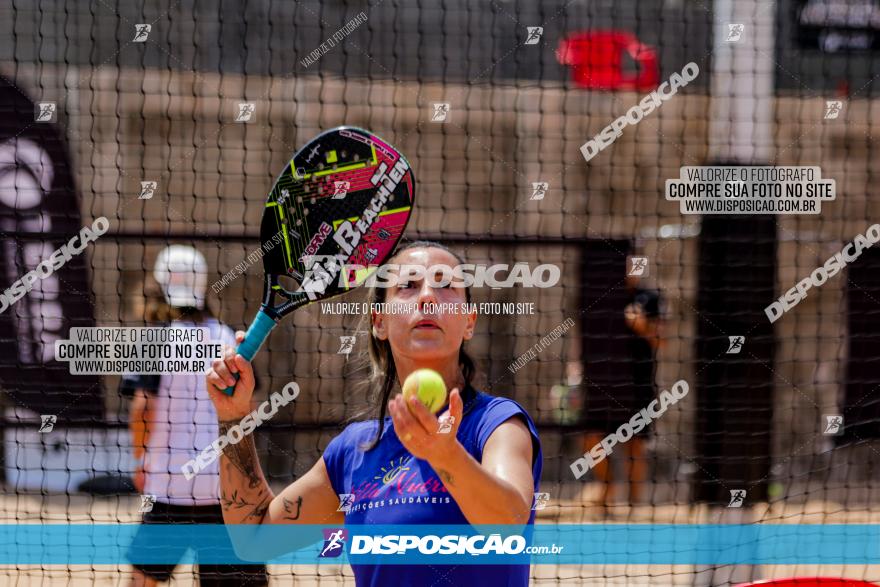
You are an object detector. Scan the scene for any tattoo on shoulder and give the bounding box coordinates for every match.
[218,420,262,489]
[283,496,303,520]
[437,469,454,486]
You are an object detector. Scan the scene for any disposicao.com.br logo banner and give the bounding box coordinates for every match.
[1,524,880,565]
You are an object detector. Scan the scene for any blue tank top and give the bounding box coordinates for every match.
[322,386,543,587]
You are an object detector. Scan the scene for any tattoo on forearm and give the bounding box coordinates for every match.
[437,469,454,487]
[221,489,250,510]
[218,420,263,489]
[247,501,270,520]
[283,496,303,520]
[220,488,270,521]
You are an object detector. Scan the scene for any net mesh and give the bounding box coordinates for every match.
[1,0,879,585]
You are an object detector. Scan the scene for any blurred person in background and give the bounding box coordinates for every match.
[123,283,165,494]
[121,245,268,587]
[580,274,664,513]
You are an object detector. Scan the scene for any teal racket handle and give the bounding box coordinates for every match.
[222,309,277,395]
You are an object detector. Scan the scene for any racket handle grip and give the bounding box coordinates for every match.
[222,310,277,396]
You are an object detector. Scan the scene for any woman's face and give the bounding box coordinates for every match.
[371,247,476,363]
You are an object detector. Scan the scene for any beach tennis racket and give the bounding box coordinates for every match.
[222,126,416,394]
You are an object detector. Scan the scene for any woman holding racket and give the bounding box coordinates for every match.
[206,241,543,586]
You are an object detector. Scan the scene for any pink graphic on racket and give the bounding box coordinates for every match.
[222,126,415,394]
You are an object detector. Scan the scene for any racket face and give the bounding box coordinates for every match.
[258,127,415,317]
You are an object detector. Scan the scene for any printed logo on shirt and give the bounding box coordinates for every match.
[375,456,411,484]
[342,454,454,515]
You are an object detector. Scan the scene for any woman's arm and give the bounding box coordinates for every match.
[267,458,344,525]
[390,389,535,526]
[215,417,343,526]
[129,390,150,459]
[206,333,343,560]
[128,390,151,492]
[431,417,534,525]
[214,425,343,560]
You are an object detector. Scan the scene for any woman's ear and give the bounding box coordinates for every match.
[372,312,388,340]
[463,308,477,340]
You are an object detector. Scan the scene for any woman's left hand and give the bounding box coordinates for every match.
[389,387,463,463]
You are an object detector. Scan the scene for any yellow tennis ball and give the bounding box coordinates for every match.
[402,369,447,414]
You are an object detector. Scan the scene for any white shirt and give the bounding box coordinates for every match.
[142,318,235,505]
